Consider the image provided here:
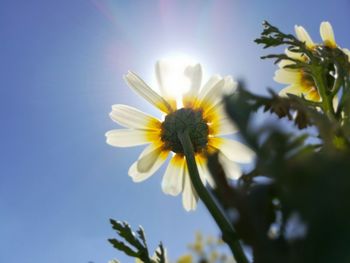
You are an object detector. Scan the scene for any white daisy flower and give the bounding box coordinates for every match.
[274,49,321,102]
[106,61,255,211]
[275,21,349,102]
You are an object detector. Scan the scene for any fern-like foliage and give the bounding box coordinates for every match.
[108,220,166,263]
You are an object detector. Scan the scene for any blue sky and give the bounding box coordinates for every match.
[1,0,349,262]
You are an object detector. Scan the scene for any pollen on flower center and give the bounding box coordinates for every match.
[160,108,209,154]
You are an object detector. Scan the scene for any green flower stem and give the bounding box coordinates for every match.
[312,68,335,120]
[178,130,249,263]
[343,82,350,123]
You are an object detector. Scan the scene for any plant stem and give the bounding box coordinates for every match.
[312,68,335,120]
[178,130,249,263]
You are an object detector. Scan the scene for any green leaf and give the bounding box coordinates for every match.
[110,220,144,251]
[137,226,148,250]
[108,238,139,257]
[108,219,167,263]
[254,21,301,49]
[155,243,166,263]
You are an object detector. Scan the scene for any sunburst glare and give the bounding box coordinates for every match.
[153,54,200,107]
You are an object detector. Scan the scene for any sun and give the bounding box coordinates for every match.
[154,54,199,107]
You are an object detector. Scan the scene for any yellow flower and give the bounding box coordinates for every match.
[275,21,348,102]
[177,254,193,263]
[210,251,219,262]
[106,61,255,211]
[188,231,204,253]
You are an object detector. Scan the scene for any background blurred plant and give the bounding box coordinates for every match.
[108,229,236,263]
[108,21,350,263]
[186,232,236,263]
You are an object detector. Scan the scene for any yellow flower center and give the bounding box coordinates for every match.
[160,108,209,154]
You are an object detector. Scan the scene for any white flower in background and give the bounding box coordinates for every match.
[274,49,321,102]
[275,21,350,102]
[106,60,255,211]
[295,21,339,49]
[294,25,316,49]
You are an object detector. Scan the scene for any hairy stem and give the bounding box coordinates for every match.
[178,130,249,263]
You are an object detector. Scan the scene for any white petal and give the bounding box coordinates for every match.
[198,75,222,99]
[161,155,185,196]
[218,152,242,180]
[222,76,237,95]
[196,156,214,188]
[185,63,202,97]
[295,25,315,49]
[279,85,304,97]
[124,71,173,113]
[182,170,198,211]
[195,155,209,186]
[154,61,177,110]
[285,49,305,61]
[204,102,237,136]
[320,21,336,48]
[198,78,225,108]
[210,137,255,164]
[110,104,160,130]
[155,60,171,98]
[128,144,169,182]
[279,49,299,67]
[216,117,238,136]
[274,69,299,84]
[105,129,153,147]
[333,95,339,112]
[205,173,216,188]
[278,59,291,69]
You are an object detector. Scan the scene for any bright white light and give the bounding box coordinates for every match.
[155,54,198,107]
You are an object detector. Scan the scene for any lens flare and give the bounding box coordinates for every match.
[155,54,198,107]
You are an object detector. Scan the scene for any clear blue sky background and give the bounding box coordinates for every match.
[1,0,349,262]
